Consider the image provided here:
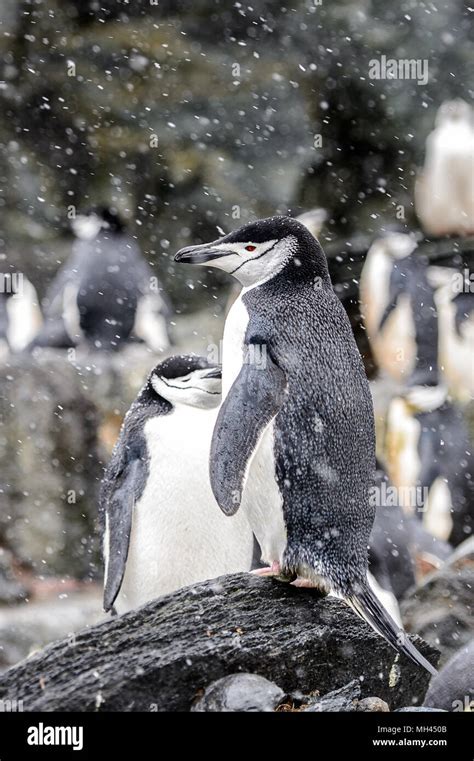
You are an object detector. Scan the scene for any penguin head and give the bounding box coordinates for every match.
[148,354,222,409]
[71,206,125,240]
[174,215,330,287]
[402,383,448,414]
[368,231,418,263]
[435,98,472,127]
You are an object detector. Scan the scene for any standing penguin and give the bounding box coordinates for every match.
[175,216,436,674]
[101,354,254,614]
[30,207,172,353]
[415,99,474,238]
[0,273,42,356]
[359,232,439,385]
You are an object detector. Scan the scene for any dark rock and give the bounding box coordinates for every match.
[0,574,437,712]
[304,680,360,712]
[401,538,474,667]
[423,639,474,712]
[191,673,284,712]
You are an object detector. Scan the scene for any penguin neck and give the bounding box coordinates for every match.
[271,257,331,290]
[135,378,172,415]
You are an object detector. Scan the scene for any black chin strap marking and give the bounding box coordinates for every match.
[229,240,279,275]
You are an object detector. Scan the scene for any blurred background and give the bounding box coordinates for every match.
[0,0,472,698]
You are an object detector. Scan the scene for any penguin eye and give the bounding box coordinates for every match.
[245,244,256,252]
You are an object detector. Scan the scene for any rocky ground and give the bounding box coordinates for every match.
[0,573,438,712]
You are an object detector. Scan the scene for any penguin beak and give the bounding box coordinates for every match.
[203,366,222,379]
[174,242,234,264]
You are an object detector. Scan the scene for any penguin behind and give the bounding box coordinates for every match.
[415,99,474,238]
[0,273,42,356]
[174,216,436,675]
[429,266,474,404]
[359,232,439,385]
[368,463,416,604]
[385,383,474,547]
[368,461,452,601]
[30,207,172,353]
[101,354,254,614]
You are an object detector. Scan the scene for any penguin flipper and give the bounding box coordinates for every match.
[210,343,287,516]
[347,580,437,676]
[102,457,143,613]
[378,264,405,331]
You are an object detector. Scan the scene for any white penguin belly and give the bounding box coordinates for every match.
[222,292,287,565]
[241,423,287,565]
[385,398,421,513]
[117,406,253,613]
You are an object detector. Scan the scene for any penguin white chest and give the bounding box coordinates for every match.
[117,405,253,612]
[222,293,249,393]
[221,291,287,565]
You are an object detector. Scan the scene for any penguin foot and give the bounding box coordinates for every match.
[290,577,329,596]
[251,560,281,577]
[290,577,316,588]
[250,562,296,583]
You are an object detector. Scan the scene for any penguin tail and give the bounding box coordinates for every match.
[346,580,438,677]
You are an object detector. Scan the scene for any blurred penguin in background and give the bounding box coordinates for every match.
[385,383,474,547]
[428,267,474,404]
[369,462,416,604]
[29,207,172,353]
[369,460,452,606]
[0,273,42,358]
[360,232,438,385]
[415,99,474,238]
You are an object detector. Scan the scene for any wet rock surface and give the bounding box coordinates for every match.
[303,680,360,712]
[0,574,437,712]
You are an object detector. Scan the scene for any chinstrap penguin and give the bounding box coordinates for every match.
[101,354,254,614]
[30,207,172,353]
[175,216,436,675]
